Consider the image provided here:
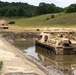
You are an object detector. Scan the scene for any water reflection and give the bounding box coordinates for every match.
[35,46,76,65]
[24,45,76,75]
[25,46,38,59]
[35,46,76,75]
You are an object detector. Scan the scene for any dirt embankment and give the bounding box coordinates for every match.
[2,32,38,49]
[0,35,47,75]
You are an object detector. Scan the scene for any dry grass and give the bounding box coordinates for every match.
[1,13,76,30]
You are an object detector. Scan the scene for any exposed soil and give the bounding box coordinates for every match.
[0,35,48,75]
[2,32,38,49]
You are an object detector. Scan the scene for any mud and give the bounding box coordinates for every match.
[2,32,76,75]
[2,32,38,49]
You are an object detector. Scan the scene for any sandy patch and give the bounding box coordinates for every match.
[0,36,47,75]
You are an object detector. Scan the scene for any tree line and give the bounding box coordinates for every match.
[65,4,76,13]
[34,2,63,15]
[0,1,35,17]
[0,1,76,17]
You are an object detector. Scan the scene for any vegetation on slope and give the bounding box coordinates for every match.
[0,1,76,27]
[0,61,3,70]
[8,13,76,27]
[0,61,3,75]
[0,1,76,18]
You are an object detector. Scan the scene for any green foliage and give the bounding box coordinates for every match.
[36,2,63,15]
[1,1,76,17]
[46,3,56,13]
[38,2,47,15]
[9,13,76,27]
[51,15,55,19]
[0,1,63,17]
[0,61,3,70]
[46,17,50,20]
[65,4,76,13]
[5,8,17,17]
[0,1,36,17]
[17,8,25,16]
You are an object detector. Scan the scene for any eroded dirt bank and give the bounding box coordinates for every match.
[3,32,38,49]
[1,28,76,75]
[0,34,48,75]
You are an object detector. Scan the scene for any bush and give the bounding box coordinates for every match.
[8,21,15,24]
[0,61,3,70]
[46,17,50,20]
[51,15,55,19]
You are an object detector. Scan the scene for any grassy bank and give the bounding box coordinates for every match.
[7,13,76,28]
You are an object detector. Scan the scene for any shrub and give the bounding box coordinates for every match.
[0,61,3,70]
[51,15,55,19]
[8,21,15,24]
[46,17,50,20]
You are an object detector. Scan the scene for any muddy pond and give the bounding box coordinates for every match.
[3,32,76,75]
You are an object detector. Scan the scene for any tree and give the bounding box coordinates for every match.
[17,7,25,16]
[5,8,17,17]
[46,3,56,13]
[0,7,8,16]
[0,1,64,17]
[65,4,76,13]
[39,2,46,6]
[56,7,63,13]
[38,2,47,15]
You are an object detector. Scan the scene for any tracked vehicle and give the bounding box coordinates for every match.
[35,29,76,54]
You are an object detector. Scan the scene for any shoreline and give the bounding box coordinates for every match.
[1,28,76,75]
[0,27,76,33]
[0,35,47,75]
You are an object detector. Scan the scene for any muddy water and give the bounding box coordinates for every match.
[3,32,76,75]
[25,46,39,59]
[25,45,76,75]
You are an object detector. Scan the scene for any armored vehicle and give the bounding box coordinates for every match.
[0,20,8,29]
[35,29,76,54]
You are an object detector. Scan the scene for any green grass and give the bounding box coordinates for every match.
[0,61,3,75]
[8,13,76,28]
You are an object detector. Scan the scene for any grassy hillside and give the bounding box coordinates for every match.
[8,13,76,28]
